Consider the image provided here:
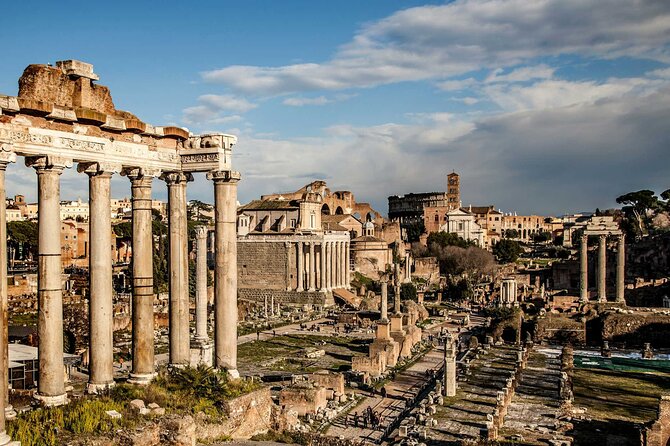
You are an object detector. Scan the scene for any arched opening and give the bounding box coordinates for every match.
[335,206,344,215]
[321,204,331,215]
[366,212,374,222]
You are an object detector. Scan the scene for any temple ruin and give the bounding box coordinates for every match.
[0,60,241,443]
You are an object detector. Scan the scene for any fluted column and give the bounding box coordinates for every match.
[296,241,304,292]
[0,149,15,443]
[81,162,118,393]
[124,168,158,385]
[327,242,333,291]
[598,234,607,303]
[580,234,588,302]
[345,241,351,289]
[163,172,192,367]
[208,170,241,376]
[317,243,324,290]
[338,241,344,288]
[194,226,209,343]
[27,156,72,406]
[308,242,316,291]
[616,234,625,303]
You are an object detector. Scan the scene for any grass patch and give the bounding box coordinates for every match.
[573,367,670,423]
[7,397,132,446]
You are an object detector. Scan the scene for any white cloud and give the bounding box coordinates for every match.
[198,94,257,113]
[182,94,256,127]
[282,93,357,107]
[202,0,670,95]
[483,77,666,112]
[222,82,670,216]
[484,65,555,83]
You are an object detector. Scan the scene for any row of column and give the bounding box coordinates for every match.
[579,233,625,303]
[296,240,350,291]
[0,155,241,414]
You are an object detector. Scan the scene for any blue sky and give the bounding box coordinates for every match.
[1,0,669,216]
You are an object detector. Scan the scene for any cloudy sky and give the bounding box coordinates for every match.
[1,0,669,216]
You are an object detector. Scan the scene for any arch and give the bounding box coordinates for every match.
[335,206,344,215]
[366,212,375,222]
[321,203,331,215]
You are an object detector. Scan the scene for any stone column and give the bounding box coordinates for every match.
[579,234,588,302]
[380,279,388,321]
[208,170,241,376]
[81,163,118,393]
[327,242,333,291]
[0,149,15,443]
[395,284,401,314]
[444,333,456,397]
[598,234,607,303]
[405,252,411,281]
[296,241,304,292]
[194,226,209,343]
[124,168,158,385]
[616,235,625,303]
[345,242,351,289]
[308,242,316,291]
[28,156,72,406]
[338,242,346,288]
[163,172,192,367]
[317,243,324,290]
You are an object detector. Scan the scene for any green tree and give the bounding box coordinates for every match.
[493,239,522,263]
[400,283,417,302]
[188,200,213,222]
[404,221,425,243]
[7,221,38,261]
[503,229,520,239]
[531,231,552,243]
[426,231,473,249]
[616,190,659,239]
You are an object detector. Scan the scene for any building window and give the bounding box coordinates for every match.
[435,215,439,222]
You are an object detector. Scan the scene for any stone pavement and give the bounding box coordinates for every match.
[326,346,444,444]
[429,345,521,444]
[500,349,565,444]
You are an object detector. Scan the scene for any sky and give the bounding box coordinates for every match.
[1,0,669,216]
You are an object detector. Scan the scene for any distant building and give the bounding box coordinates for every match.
[388,172,460,240]
[440,208,485,247]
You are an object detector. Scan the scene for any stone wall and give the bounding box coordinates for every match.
[279,383,328,416]
[238,241,290,290]
[238,289,331,307]
[600,312,670,347]
[413,257,439,282]
[307,372,345,395]
[643,395,670,446]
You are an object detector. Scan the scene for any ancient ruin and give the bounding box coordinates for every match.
[0,60,241,442]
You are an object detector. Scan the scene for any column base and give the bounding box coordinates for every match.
[128,372,156,385]
[4,405,17,420]
[86,381,116,395]
[0,431,18,446]
[220,368,240,379]
[34,392,68,407]
[598,297,607,303]
[190,342,214,367]
[308,288,316,292]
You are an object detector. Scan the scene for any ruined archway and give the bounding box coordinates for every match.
[335,206,344,215]
[322,203,331,215]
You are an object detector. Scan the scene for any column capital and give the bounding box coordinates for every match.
[206,170,241,183]
[78,161,122,176]
[121,166,162,181]
[599,234,607,242]
[0,144,16,168]
[580,233,588,243]
[160,171,194,185]
[195,225,209,239]
[25,155,72,172]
